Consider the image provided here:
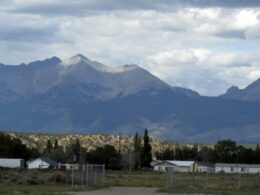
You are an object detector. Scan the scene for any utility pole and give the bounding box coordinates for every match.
[128,148,132,186]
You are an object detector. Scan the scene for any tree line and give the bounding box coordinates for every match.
[42,128,153,169]
[0,132,40,161]
[0,129,153,170]
[155,139,260,164]
[1,131,260,169]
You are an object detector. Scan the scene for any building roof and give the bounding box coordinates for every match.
[29,157,58,167]
[150,160,162,166]
[166,160,194,167]
[215,163,251,168]
[250,164,260,168]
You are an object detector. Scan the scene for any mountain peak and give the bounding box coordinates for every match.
[73,54,89,60]
[227,86,240,93]
[61,54,91,66]
[60,54,140,73]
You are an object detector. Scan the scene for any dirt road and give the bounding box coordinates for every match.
[69,187,208,195]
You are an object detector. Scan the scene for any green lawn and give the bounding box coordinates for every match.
[1,170,260,194]
[0,185,69,195]
[106,170,260,194]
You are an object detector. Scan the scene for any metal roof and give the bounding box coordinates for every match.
[166,160,194,167]
[29,157,59,167]
[215,163,251,167]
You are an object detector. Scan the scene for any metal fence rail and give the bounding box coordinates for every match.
[70,164,105,188]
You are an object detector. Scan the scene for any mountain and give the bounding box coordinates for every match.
[1,54,260,143]
[220,79,260,101]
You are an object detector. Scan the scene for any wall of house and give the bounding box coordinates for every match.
[248,167,260,173]
[215,166,233,173]
[154,163,176,172]
[154,163,192,172]
[197,165,215,173]
[28,159,50,169]
[216,166,250,173]
[0,158,24,168]
[174,166,191,173]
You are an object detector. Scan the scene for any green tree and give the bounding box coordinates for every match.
[43,139,53,156]
[253,144,260,163]
[174,146,183,160]
[0,132,40,160]
[214,139,237,163]
[141,129,152,167]
[54,139,58,149]
[155,147,174,160]
[86,145,122,169]
[64,139,84,163]
[236,145,253,163]
[133,132,142,169]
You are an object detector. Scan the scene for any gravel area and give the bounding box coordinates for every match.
[68,187,209,195]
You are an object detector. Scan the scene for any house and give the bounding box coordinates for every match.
[153,160,195,172]
[64,163,81,170]
[215,163,250,173]
[0,158,24,168]
[27,157,59,169]
[150,159,162,167]
[195,162,215,173]
[248,164,260,174]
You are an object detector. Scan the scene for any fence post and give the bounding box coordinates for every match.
[86,164,88,187]
[167,168,174,193]
[238,172,241,189]
[206,167,209,190]
[72,164,74,189]
[102,164,105,186]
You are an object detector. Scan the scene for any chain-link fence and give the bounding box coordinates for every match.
[165,170,260,192]
[166,168,174,192]
[69,164,105,188]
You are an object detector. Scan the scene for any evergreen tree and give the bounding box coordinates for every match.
[43,139,53,156]
[133,132,142,169]
[141,129,152,167]
[0,132,40,160]
[174,146,183,160]
[54,139,58,149]
[86,145,122,169]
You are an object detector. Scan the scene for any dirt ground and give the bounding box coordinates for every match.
[68,187,208,195]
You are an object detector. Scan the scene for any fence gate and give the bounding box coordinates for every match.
[166,168,174,192]
[71,164,105,188]
[86,164,105,187]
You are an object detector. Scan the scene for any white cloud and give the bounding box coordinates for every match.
[0,1,260,96]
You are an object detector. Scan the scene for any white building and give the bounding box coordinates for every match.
[215,163,251,173]
[195,162,215,173]
[248,164,260,173]
[27,157,59,169]
[0,158,24,168]
[153,160,195,172]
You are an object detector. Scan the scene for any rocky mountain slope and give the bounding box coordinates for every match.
[220,79,260,101]
[1,54,260,143]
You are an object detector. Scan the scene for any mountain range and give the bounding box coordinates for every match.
[1,54,260,143]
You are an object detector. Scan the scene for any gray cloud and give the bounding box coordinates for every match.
[214,30,246,39]
[5,0,260,16]
[0,26,58,43]
[0,0,260,96]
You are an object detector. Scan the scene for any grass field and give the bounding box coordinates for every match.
[0,169,260,194]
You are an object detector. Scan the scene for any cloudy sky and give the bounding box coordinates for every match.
[1,0,260,96]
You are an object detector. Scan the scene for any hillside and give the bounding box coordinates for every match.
[220,79,260,101]
[1,54,260,142]
[6,131,180,154]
